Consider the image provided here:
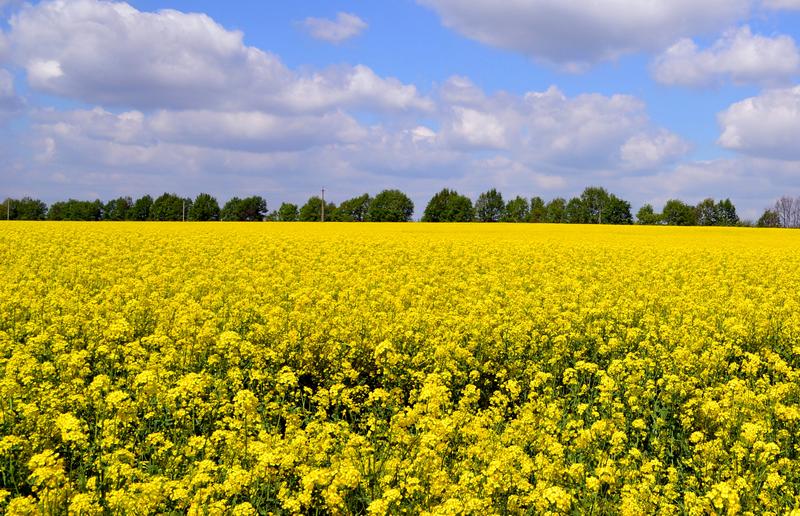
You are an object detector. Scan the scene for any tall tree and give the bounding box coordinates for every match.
[636,204,661,225]
[221,196,266,221]
[151,193,190,221]
[299,196,336,222]
[695,198,718,226]
[475,188,505,222]
[529,196,547,223]
[103,197,132,221]
[368,189,414,222]
[188,193,220,221]
[757,209,781,228]
[662,199,697,226]
[333,194,372,222]
[422,189,474,222]
[565,197,587,224]
[580,186,610,224]
[775,196,796,228]
[277,202,299,222]
[545,198,566,223]
[503,196,530,222]
[47,199,103,221]
[12,197,48,220]
[716,198,739,226]
[129,195,153,221]
[605,194,633,224]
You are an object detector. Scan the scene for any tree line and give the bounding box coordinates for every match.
[0,190,415,222]
[0,187,792,226]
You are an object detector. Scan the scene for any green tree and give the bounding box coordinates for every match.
[662,199,697,226]
[333,194,371,222]
[129,195,153,221]
[368,189,414,222]
[503,196,529,222]
[47,199,103,221]
[545,198,566,223]
[605,194,633,225]
[103,197,132,221]
[188,193,220,221]
[475,188,505,222]
[151,193,190,221]
[695,198,718,226]
[757,209,781,228]
[565,197,587,224]
[46,201,65,221]
[636,204,662,225]
[422,189,474,222]
[12,197,48,220]
[529,196,547,222]
[299,196,336,222]
[716,198,739,226]
[277,202,299,221]
[580,186,611,224]
[221,196,267,221]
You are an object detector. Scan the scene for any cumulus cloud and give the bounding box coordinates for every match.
[8,0,429,113]
[434,78,690,169]
[24,75,689,205]
[652,26,800,87]
[302,12,367,43]
[147,110,368,152]
[445,107,509,149]
[32,107,368,153]
[418,0,750,68]
[620,130,692,170]
[2,0,708,214]
[718,87,800,160]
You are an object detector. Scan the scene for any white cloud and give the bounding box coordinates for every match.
[652,26,800,87]
[22,75,688,208]
[32,106,368,153]
[302,12,367,43]
[438,75,486,105]
[620,130,692,170]
[147,110,367,152]
[718,87,800,160]
[21,95,799,220]
[446,107,508,149]
[9,0,429,113]
[435,78,689,169]
[5,0,687,176]
[281,65,433,113]
[1,0,709,213]
[418,0,750,68]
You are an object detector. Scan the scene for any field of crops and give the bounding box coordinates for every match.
[2,222,800,514]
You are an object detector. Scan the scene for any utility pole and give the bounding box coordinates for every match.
[321,188,325,222]
[6,198,9,221]
[182,200,185,222]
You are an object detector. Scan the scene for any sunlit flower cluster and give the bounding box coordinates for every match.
[2,222,800,514]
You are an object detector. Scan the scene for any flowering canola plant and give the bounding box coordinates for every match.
[2,222,800,514]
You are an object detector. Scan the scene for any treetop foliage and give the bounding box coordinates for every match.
[0,188,779,227]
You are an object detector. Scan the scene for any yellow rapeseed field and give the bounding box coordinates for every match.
[2,222,800,515]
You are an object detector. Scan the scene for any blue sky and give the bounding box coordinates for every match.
[1,0,800,219]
